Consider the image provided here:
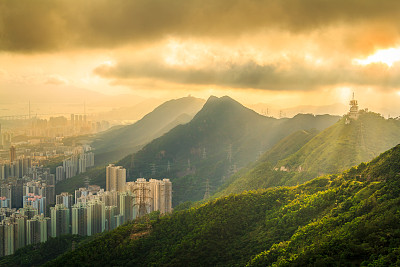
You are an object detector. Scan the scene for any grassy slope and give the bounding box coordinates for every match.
[217,129,319,196]
[47,144,400,266]
[218,112,400,197]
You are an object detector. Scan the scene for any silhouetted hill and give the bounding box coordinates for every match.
[118,96,339,205]
[91,96,205,165]
[45,144,400,266]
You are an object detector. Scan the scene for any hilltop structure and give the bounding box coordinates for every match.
[348,93,359,120]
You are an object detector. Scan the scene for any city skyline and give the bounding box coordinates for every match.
[1,1,400,117]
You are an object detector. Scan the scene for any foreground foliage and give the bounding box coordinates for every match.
[47,144,400,266]
[0,235,87,267]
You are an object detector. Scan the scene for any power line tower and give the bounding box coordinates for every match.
[167,161,171,172]
[187,159,191,171]
[203,179,210,200]
[133,182,152,218]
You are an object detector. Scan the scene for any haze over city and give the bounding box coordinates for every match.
[1,0,400,118]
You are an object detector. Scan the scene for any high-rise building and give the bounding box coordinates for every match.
[9,146,16,162]
[119,191,135,222]
[19,206,38,220]
[50,204,70,237]
[56,166,64,183]
[26,214,50,245]
[148,178,172,214]
[104,205,119,231]
[56,192,73,209]
[72,202,88,236]
[87,199,105,236]
[23,194,46,216]
[106,164,126,192]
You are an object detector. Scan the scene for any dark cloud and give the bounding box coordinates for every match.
[93,59,400,91]
[1,0,400,52]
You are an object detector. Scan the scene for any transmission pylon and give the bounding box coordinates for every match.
[167,161,171,172]
[133,182,152,218]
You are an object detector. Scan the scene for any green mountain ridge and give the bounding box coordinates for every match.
[219,111,400,196]
[118,96,340,205]
[42,144,400,266]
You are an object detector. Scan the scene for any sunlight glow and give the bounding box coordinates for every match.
[353,47,400,67]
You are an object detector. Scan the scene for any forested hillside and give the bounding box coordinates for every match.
[46,144,400,266]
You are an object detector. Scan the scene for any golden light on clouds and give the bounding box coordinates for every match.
[354,47,400,67]
[1,0,400,116]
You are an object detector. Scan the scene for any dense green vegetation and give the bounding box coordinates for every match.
[117,96,339,205]
[220,112,400,196]
[47,144,400,266]
[0,235,88,267]
[91,96,205,165]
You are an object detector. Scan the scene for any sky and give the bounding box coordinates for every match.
[1,0,400,117]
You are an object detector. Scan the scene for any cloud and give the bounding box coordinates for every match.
[45,74,69,85]
[1,0,400,52]
[93,57,400,91]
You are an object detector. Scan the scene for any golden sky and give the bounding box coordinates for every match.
[1,0,400,115]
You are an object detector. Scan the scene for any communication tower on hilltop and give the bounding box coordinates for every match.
[348,92,359,120]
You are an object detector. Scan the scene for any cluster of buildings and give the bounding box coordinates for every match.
[0,124,12,150]
[0,164,172,256]
[27,115,110,138]
[56,152,95,182]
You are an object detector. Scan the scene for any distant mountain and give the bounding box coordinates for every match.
[219,111,400,195]
[45,144,400,266]
[91,96,205,165]
[94,98,165,122]
[117,96,339,205]
[248,102,347,118]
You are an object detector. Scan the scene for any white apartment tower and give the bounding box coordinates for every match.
[106,164,126,192]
